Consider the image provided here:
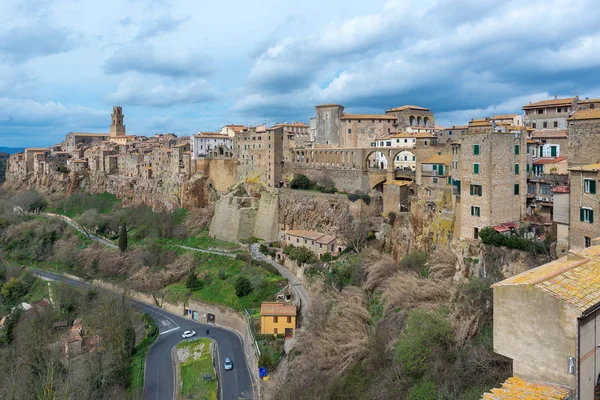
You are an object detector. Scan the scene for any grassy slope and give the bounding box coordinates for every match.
[128,315,159,398]
[177,338,217,400]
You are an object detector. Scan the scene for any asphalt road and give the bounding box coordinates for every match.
[250,243,311,311]
[30,268,254,400]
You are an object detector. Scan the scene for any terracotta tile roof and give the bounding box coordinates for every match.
[552,186,570,193]
[421,154,453,165]
[386,105,430,112]
[468,119,493,127]
[481,376,572,399]
[442,125,468,130]
[532,156,567,165]
[493,247,600,313]
[522,97,576,109]
[568,108,600,121]
[527,139,538,144]
[315,104,343,107]
[273,122,309,127]
[384,180,412,187]
[70,132,110,137]
[340,114,397,120]
[316,235,336,245]
[286,230,327,241]
[569,163,600,172]
[261,302,297,317]
[531,130,567,139]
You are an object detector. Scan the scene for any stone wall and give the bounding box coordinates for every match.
[568,119,600,167]
[195,158,237,193]
[283,164,371,193]
[210,196,259,242]
[253,191,279,242]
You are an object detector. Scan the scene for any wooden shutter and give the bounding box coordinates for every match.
[581,208,585,222]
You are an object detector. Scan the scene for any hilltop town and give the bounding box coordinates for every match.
[5,96,600,399]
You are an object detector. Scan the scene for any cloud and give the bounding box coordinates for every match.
[0,23,77,63]
[236,0,600,122]
[0,97,105,127]
[105,76,218,107]
[135,15,189,39]
[103,45,214,77]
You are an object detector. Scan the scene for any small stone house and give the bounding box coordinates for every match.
[283,229,342,258]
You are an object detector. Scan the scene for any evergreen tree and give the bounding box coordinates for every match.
[118,222,128,253]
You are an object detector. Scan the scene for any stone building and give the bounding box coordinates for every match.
[457,120,527,240]
[235,125,285,187]
[577,97,600,111]
[64,133,109,153]
[417,154,453,202]
[282,229,342,258]
[312,104,345,146]
[568,163,600,250]
[437,125,467,144]
[385,105,434,132]
[523,97,577,130]
[492,245,600,399]
[338,114,397,148]
[191,133,233,159]
[220,124,245,137]
[568,109,600,167]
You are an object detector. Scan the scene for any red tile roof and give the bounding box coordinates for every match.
[531,130,567,139]
[522,97,576,109]
[553,186,570,193]
[261,302,297,317]
[532,156,567,165]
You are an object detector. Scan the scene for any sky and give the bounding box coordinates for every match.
[2,0,600,147]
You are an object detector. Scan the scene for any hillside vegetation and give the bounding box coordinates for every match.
[266,249,512,400]
[0,152,8,184]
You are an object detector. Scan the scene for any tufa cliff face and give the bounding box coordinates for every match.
[5,168,217,212]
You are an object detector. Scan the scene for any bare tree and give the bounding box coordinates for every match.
[76,209,101,239]
[340,215,371,253]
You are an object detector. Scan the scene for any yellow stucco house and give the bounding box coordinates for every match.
[260,302,297,337]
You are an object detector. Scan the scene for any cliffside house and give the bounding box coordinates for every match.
[283,229,342,259]
[260,302,297,337]
[492,245,600,399]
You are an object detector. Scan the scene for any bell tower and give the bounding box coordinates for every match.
[110,106,126,137]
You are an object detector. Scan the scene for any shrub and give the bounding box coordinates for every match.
[241,236,262,244]
[478,226,548,254]
[259,351,275,371]
[235,276,253,297]
[259,244,268,253]
[347,193,360,202]
[387,211,397,225]
[408,378,437,400]
[185,271,203,290]
[236,253,252,263]
[218,269,227,280]
[399,252,428,273]
[395,308,454,377]
[288,246,315,264]
[290,174,311,190]
[321,252,332,262]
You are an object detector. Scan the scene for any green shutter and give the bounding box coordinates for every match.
[474,144,479,155]
[515,164,519,174]
[550,146,557,157]
[591,210,594,224]
[515,144,520,155]
[474,164,479,174]
[471,206,474,216]
[447,177,452,185]
[438,165,444,175]
[514,184,519,195]
[526,164,530,172]
[581,208,585,222]
[433,164,438,171]
[479,186,482,196]
[470,185,474,195]
[591,180,597,194]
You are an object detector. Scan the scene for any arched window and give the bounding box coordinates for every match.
[417,116,423,126]
[409,116,416,126]
[424,117,430,127]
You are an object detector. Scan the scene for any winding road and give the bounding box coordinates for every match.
[31,268,254,400]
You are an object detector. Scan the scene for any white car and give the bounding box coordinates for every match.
[181,330,196,339]
[224,358,233,371]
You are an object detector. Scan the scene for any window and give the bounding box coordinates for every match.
[473,163,479,174]
[581,208,594,223]
[585,179,597,194]
[543,121,548,128]
[433,177,438,184]
[528,184,536,194]
[361,128,365,134]
[553,121,558,128]
[274,328,278,334]
[470,184,482,196]
[425,189,431,196]
[412,156,416,161]
[474,227,479,239]
[585,236,592,248]
[348,129,352,134]
[447,176,452,184]
[514,163,519,174]
[515,144,519,155]
[550,146,557,157]
[537,109,544,114]
[514,184,520,195]
[471,206,480,217]
[404,139,408,143]
[287,316,292,323]
[273,316,278,323]
[532,123,537,129]
[473,144,480,155]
